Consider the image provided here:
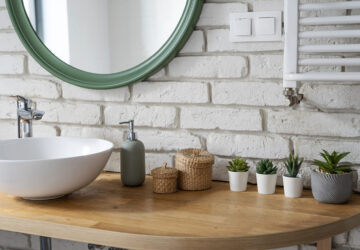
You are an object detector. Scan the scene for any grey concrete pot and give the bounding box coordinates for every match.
[311,171,353,204]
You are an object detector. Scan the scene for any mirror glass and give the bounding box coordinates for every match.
[22,0,186,74]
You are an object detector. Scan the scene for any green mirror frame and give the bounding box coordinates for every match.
[6,0,203,89]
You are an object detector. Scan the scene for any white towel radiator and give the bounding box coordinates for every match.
[283,0,360,106]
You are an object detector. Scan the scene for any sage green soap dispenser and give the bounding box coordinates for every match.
[119,120,145,186]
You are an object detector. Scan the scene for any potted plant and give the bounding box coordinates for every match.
[311,150,353,204]
[227,158,249,192]
[283,153,304,198]
[256,159,278,194]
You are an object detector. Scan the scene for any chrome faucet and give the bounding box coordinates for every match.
[15,95,44,138]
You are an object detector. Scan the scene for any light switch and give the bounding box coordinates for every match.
[256,17,275,35]
[232,18,252,36]
[229,11,282,42]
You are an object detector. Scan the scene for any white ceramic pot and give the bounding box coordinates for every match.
[256,173,277,194]
[283,175,303,198]
[228,171,248,192]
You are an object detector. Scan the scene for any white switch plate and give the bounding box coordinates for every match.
[230,17,251,36]
[230,11,282,42]
[256,17,275,35]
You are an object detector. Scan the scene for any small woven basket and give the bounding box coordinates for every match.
[176,148,214,191]
[151,162,178,194]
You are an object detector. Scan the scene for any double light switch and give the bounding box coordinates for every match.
[230,11,282,42]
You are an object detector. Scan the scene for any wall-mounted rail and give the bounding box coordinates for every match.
[283,0,360,106]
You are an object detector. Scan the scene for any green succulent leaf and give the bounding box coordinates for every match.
[256,159,277,175]
[227,158,249,172]
[284,153,303,177]
[313,150,351,174]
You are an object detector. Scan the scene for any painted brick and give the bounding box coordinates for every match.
[138,130,201,151]
[197,3,248,26]
[333,232,348,246]
[133,81,209,104]
[60,125,124,149]
[104,105,177,128]
[294,137,360,164]
[267,110,360,137]
[207,133,290,159]
[0,230,30,249]
[147,68,166,80]
[62,83,130,102]
[212,81,288,106]
[356,169,360,193]
[180,30,204,53]
[28,56,51,75]
[0,33,25,51]
[250,55,283,79]
[104,152,120,172]
[253,0,284,11]
[301,84,360,110]
[212,157,230,182]
[32,123,58,137]
[348,226,360,248]
[0,120,17,139]
[180,107,262,131]
[48,238,89,250]
[207,29,283,52]
[0,55,24,74]
[0,78,60,99]
[299,245,317,250]
[38,102,101,125]
[0,98,16,119]
[168,56,248,79]
[0,9,12,29]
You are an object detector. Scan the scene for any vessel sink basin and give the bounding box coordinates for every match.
[0,137,113,200]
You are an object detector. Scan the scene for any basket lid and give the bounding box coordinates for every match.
[151,162,178,178]
[177,148,214,164]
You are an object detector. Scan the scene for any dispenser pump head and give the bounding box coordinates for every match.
[119,120,136,141]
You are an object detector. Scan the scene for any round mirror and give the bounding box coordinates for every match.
[6,0,202,88]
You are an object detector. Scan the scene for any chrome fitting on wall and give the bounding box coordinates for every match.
[283,88,303,107]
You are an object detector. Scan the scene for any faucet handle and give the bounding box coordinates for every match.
[14,95,32,110]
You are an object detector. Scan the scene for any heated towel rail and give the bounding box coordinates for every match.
[283,0,360,105]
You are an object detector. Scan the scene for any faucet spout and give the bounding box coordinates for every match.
[32,110,45,120]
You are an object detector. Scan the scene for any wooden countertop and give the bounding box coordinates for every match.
[0,172,359,250]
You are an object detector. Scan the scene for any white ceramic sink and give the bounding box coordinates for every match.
[0,137,113,200]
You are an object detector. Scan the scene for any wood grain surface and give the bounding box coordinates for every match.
[0,172,358,249]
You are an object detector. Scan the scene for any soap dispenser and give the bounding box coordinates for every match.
[119,120,145,186]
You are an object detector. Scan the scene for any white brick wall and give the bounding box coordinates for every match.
[104,104,177,128]
[132,81,209,103]
[168,56,248,78]
[0,54,24,74]
[197,3,248,26]
[0,0,359,249]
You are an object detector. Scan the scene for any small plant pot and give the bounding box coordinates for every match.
[283,175,303,198]
[228,171,248,192]
[256,173,277,194]
[311,171,353,204]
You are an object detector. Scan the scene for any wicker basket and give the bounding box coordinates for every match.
[176,148,214,191]
[151,162,178,194]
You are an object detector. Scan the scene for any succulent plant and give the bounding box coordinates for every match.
[256,159,277,175]
[227,158,249,172]
[285,153,304,178]
[313,150,351,174]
